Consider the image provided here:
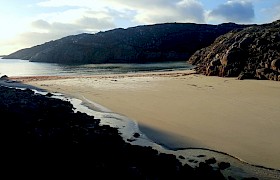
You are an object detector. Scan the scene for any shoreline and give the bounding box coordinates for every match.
[6,70,280,170]
[75,93,280,172]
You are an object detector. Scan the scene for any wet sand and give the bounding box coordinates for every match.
[11,71,280,170]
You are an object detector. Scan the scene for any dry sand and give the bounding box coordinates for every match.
[12,71,280,170]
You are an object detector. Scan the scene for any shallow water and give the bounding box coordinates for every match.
[0,58,192,77]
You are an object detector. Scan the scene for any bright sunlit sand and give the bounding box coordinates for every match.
[12,70,280,170]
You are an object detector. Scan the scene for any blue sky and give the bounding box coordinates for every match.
[0,0,279,55]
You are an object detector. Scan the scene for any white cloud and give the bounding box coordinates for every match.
[127,0,206,24]
[31,19,52,33]
[208,0,255,23]
[37,0,206,24]
[38,0,104,9]
[20,14,116,48]
[32,9,116,31]
[35,8,89,24]
[176,0,205,23]
[20,5,117,49]
[77,16,115,30]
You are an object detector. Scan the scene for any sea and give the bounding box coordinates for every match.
[0,58,193,77]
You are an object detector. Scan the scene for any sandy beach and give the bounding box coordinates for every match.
[11,70,280,170]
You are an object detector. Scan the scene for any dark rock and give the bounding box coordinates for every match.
[46,92,53,97]
[179,155,185,159]
[218,162,231,170]
[196,162,226,180]
[133,132,140,138]
[206,65,219,76]
[127,138,136,142]
[210,58,222,66]
[188,19,280,81]
[197,154,206,157]
[4,23,249,64]
[237,72,256,80]
[256,68,271,79]
[271,59,280,71]
[0,75,8,79]
[205,157,216,164]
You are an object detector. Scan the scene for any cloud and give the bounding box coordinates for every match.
[0,31,58,55]
[38,0,104,8]
[26,7,117,45]
[176,0,205,23]
[17,32,61,47]
[129,0,205,24]
[38,0,206,24]
[32,15,115,33]
[77,16,115,30]
[11,24,86,51]
[31,19,51,31]
[209,1,255,23]
[3,13,116,54]
[7,23,81,51]
[261,2,280,22]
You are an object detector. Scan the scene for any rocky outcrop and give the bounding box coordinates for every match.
[188,20,280,81]
[4,23,248,64]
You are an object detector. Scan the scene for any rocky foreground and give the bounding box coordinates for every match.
[188,20,280,81]
[0,85,234,179]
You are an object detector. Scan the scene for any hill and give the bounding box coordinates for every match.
[4,23,248,64]
[188,20,280,81]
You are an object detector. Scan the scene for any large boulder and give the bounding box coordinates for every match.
[271,59,280,71]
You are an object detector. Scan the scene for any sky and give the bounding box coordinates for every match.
[0,0,279,55]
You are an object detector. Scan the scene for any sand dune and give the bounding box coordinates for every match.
[13,71,280,169]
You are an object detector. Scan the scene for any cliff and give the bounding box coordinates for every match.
[188,20,280,81]
[5,23,248,64]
